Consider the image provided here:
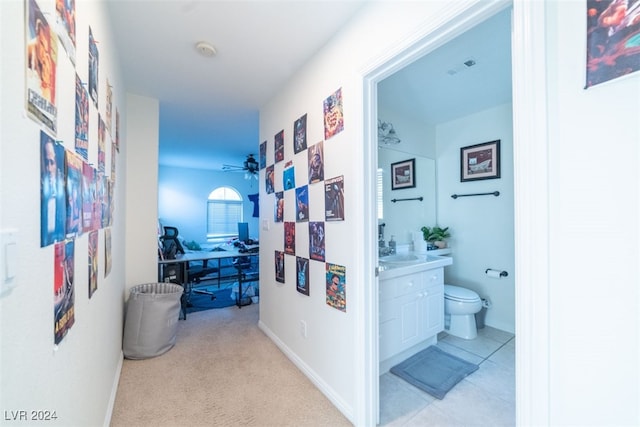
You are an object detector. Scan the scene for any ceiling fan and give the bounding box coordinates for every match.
[222,154,259,179]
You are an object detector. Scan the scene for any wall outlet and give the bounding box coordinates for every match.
[299,320,307,338]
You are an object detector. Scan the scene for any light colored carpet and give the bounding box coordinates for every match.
[110,303,352,426]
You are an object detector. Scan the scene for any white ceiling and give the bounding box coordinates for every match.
[107,2,511,171]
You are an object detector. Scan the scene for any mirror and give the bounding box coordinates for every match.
[378,146,436,247]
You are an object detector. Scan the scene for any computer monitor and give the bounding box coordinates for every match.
[238,222,249,243]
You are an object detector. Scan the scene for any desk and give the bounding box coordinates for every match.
[158,247,259,318]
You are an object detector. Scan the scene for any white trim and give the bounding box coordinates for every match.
[103,351,124,427]
[512,1,551,424]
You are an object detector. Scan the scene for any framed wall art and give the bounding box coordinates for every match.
[390,158,415,190]
[460,140,500,182]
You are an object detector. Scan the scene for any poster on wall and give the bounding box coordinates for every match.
[275,251,285,283]
[324,175,344,221]
[326,262,346,312]
[26,0,58,135]
[98,116,106,172]
[88,230,98,298]
[88,26,99,108]
[294,113,308,154]
[586,0,640,88]
[274,130,285,163]
[75,74,89,160]
[283,161,295,190]
[82,162,96,233]
[40,132,66,247]
[105,228,112,278]
[55,0,76,64]
[65,150,83,238]
[265,164,275,194]
[284,222,295,255]
[296,257,310,295]
[115,109,121,152]
[54,240,75,345]
[309,221,325,262]
[274,191,284,222]
[295,185,309,222]
[308,141,324,184]
[105,78,113,134]
[323,87,344,140]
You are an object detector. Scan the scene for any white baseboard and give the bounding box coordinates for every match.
[257,320,354,424]
[103,350,124,427]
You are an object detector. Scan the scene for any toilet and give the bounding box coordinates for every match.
[444,284,482,339]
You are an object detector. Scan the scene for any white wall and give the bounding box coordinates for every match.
[0,1,127,425]
[436,103,515,333]
[545,2,639,424]
[158,165,260,244]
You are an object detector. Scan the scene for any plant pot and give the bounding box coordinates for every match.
[434,240,447,249]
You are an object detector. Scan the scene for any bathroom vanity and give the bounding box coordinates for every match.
[378,253,452,373]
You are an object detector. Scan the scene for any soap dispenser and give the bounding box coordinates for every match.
[388,235,396,254]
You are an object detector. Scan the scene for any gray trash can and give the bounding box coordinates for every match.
[123,282,183,359]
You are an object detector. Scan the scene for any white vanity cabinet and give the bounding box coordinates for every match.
[379,267,444,362]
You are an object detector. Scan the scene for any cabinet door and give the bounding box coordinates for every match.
[398,293,421,349]
[422,283,444,339]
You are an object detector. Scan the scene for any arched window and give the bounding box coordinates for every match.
[207,186,243,241]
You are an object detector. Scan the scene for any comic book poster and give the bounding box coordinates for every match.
[275,250,285,283]
[55,0,76,64]
[274,130,284,163]
[323,87,344,140]
[274,191,284,222]
[294,113,307,154]
[265,164,275,194]
[259,140,267,169]
[325,175,345,221]
[88,26,99,108]
[296,256,310,295]
[41,133,66,247]
[283,161,295,190]
[111,141,117,182]
[115,108,120,152]
[326,262,346,312]
[295,185,309,222]
[105,78,113,134]
[586,0,640,88]
[88,230,98,298]
[107,179,114,227]
[98,115,106,172]
[308,140,324,184]
[105,228,112,278]
[284,222,295,255]
[65,150,83,238]
[309,221,325,262]
[75,74,89,160]
[54,240,75,345]
[99,172,109,228]
[82,162,95,232]
[26,0,58,135]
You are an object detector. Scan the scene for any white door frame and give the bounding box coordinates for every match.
[358,1,550,425]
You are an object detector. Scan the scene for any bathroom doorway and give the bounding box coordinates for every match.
[364,2,526,424]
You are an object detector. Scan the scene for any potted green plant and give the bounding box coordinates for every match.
[420,226,451,249]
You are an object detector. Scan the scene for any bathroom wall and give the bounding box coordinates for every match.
[436,102,515,333]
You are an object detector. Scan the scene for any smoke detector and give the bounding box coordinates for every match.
[195,41,216,57]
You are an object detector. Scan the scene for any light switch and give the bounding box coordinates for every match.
[262,219,270,231]
[0,229,18,298]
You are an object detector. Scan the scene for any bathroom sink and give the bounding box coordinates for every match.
[379,254,421,264]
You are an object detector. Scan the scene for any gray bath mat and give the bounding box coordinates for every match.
[390,345,479,399]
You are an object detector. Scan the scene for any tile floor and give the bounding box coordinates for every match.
[379,326,515,426]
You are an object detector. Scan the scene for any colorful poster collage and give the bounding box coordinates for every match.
[269,88,347,312]
[27,0,120,345]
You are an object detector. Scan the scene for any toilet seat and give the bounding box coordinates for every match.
[444,284,481,302]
